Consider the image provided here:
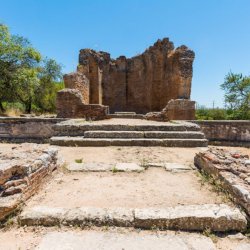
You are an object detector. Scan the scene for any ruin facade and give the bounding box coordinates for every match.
[56,38,196,120]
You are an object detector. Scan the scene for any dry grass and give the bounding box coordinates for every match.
[4,108,23,117]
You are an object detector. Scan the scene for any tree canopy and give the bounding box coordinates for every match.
[0,24,63,113]
[221,72,250,119]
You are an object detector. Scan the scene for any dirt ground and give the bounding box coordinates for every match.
[0,144,248,165]
[0,143,249,249]
[25,168,225,209]
[58,146,204,165]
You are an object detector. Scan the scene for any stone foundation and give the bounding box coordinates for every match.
[0,144,58,221]
[56,89,108,120]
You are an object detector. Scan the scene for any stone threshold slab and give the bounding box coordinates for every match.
[35,231,216,250]
[19,204,247,232]
[67,162,192,173]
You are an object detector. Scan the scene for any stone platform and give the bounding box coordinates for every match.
[50,119,207,147]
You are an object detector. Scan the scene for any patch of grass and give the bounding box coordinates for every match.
[111,166,118,173]
[196,170,233,203]
[75,158,83,164]
[140,157,149,169]
[0,208,22,230]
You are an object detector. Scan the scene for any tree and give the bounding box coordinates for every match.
[0,23,64,114]
[0,24,41,112]
[34,58,64,112]
[221,72,250,119]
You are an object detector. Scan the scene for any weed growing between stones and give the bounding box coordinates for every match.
[140,157,149,169]
[75,158,83,163]
[196,170,233,203]
[112,166,118,173]
[203,228,218,243]
[0,207,23,230]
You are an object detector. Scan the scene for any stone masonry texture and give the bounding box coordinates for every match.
[195,148,250,216]
[56,89,109,120]
[0,143,58,221]
[63,72,90,104]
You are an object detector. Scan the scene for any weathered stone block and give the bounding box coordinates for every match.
[63,72,89,104]
[166,99,195,120]
[56,89,108,120]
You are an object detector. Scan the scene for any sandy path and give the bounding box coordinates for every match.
[26,168,225,209]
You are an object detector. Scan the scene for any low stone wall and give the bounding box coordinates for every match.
[193,121,250,147]
[0,117,65,143]
[56,89,109,120]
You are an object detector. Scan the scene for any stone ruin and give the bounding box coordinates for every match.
[56,38,196,120]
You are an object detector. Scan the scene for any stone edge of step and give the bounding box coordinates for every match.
[19,204,247,232]
[49,137,208,148]
[66,162,193,173]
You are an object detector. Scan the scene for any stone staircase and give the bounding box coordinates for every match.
[50,119,208,147]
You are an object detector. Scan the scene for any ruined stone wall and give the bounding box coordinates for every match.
[56,89,108,120]
[78,38,195,113]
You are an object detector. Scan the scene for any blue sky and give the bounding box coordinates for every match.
[1,0,250,107]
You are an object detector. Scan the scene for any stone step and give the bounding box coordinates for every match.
[54,122,201,136]
[19,204,247,232]
[84,131,205,139]
[35,231,217,250]
[50,137,208,147]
